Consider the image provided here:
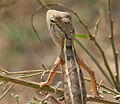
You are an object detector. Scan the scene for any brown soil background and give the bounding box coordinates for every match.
[0,0,120,104]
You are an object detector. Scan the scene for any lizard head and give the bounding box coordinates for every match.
[46,10,75,47]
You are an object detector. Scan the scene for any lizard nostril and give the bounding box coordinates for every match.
[68,21,70,24]
[64,22,68,25]
[64,21,70,25]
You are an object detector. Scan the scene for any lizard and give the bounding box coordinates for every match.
[40,9,99,104]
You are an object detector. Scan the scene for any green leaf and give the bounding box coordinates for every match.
[75,34,88,39]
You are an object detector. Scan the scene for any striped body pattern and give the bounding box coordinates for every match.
[46,10,86,104]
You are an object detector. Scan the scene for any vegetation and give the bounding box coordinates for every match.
[0,0,120,104]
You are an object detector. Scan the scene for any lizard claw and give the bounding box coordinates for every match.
[40,82,49,88]
[36,82,49,96]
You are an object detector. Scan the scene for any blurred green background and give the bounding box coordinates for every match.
[0,0,120,103]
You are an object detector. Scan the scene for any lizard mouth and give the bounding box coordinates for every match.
[53,24,65,39]
[55,23,75,40]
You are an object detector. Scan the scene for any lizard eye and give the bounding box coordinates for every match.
[50,18,56,23]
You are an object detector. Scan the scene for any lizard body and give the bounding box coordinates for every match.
[47,10,86,103]
[40,9,99,104]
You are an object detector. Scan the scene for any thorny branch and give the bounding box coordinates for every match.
[0,73,63,94]
[0,70,120,104]
[0,68,119,98]
[87,95,120,104]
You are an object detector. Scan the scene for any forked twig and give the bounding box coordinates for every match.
[108,0,119,91]
[0,68,119,102]
[94,18,101,36]
[0,68,62,75]
[0,74,63,94]
[0,83,14,100]
[0,67,62,99]
[87,95,120,104]
[0,68,119,97]
[84,77,119,95]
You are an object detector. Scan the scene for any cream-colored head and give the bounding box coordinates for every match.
[46,10,74,47]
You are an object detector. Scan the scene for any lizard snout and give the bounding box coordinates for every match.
[62,18,71,25]
[64,20,71,25]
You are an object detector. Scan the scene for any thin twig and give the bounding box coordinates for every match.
[0,70,119,102]
[108,0,119,91]
[0,74,63,94]
[87,95,120,104]
[36,0,49,10]
[0,83,15,100]
[94,18,101,36]
[0,69,118,95]
[84,77,119,95]
[0,81,7,87]
[0,69,62,99]
[94,39,116,87]
[0,68,62,75]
